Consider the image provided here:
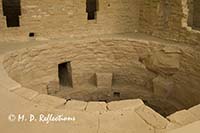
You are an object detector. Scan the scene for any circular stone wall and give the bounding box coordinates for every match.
[2,38,200,117]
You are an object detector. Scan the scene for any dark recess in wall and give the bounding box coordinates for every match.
[2,0,21,27]
[86,0,98,20]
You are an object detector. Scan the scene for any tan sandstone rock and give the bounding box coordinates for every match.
[63,100,88,111]
[14,87,39,100]
[135,105,169,129]
[167,110,199,126]
[32,94,66,108]
[143,49,181,75]
[99,110,154,133]
[153,76,174,97]
[96,73,113,89]
[107,99,144,111]
[86,102,107,112]
[188,104,200,120]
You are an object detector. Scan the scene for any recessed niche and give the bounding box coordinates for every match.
[6,16,20,27]
[29,32,35,37]
[98,99,108,103]
[86,0,97,20]
[188,0,200,30]
[2,0,21,27]
[58,62,73,88]
[113,92,120,97]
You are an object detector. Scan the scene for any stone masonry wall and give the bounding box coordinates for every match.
[193,0,200,28]
[2,38,200,108]
[139,0,200,45]
[0,0,142,41]
[0,0,199,44]
[2,39,156,93]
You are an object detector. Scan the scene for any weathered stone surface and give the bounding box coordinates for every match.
[96,73,113,89]
[167,110,199,126]
[167,121,200,133]
[99,110,154,133]
[0,57,21,91]
[155,122,181,133]
[0,0,143,42]
[14,87,39,100]
[32,94,66,108]
[135,105,169,129]
[63,100,88,111]
[86,102,107,112]
[47,81,60,95]
[1,35,200,133]
[143,50,181,75]
[0,0,199,132]
[188,104,200,120]
[107,99,143,111]
[153,76,174,97]
[162,47,182,54]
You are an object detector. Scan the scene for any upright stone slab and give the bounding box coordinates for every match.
[153,76,174,97]
[96,73,113,89]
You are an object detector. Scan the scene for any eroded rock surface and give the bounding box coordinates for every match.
[142,48,181,75]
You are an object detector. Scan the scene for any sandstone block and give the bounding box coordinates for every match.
[32,94,66,108]
[86,101,107,112]
[99,110,154,133]
[47,81,60,95]
[135,105,169,129]
[143,49,181,75]
[14,87,39,100]
[0,62,21,91]
[96,73,113,89]
[188,104,200,120]
[107,99,144,111]
[167,121,200,133]
[153,76,174,97]
[64,100,88,111]
[167,110,198,126]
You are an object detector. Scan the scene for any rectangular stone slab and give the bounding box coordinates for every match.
[188,104,200,120]
[32,94,66,108]
[14,87,39,100]
[63,100,88,111]
[96,73,113,89]
[107,99,144,111]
